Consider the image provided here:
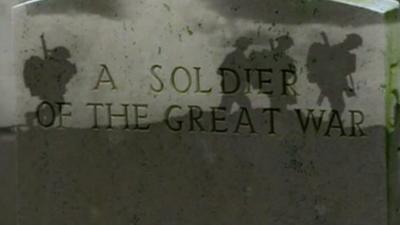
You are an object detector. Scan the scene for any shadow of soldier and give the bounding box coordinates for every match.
[249,34,298,112]
[217,36,253,111]
[306,33,362,115]
[217,34,298,119]
[23,34,77,127]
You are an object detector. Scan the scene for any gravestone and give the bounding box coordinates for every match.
[11,0,400,224]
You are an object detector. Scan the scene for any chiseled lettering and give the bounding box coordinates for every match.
[93,64,117,90]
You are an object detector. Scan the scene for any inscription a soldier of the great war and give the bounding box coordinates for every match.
[24,33,365,137]
[12,0,399,225]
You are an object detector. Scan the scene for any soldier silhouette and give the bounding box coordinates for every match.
[270,35,297,110]
[218,37,253,111]
[250,34,297,111]
[23,33,77,126]
[307,33,362,115]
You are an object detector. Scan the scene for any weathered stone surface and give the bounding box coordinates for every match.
[8,0,400,225]
[0,128,16,225]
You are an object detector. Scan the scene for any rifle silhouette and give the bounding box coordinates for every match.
[317,32,329,105]
[40,33,49,60]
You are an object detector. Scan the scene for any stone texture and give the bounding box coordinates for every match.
[7,0,400,225]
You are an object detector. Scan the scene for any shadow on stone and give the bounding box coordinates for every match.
[306,33,362,115]
[23,34,77,127]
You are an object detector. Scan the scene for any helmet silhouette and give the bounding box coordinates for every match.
[275,35,294,51]
[343,34,363,49]
[50,46,71,60]
[233,37,253,49]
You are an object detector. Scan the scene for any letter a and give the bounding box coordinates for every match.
[93,64,117,90]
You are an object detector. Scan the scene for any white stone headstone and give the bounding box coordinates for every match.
[10,0,400,224]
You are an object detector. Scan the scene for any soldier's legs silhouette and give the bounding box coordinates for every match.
[327,92,345,115]
[220,94,252,113]
[236,95,252,109]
